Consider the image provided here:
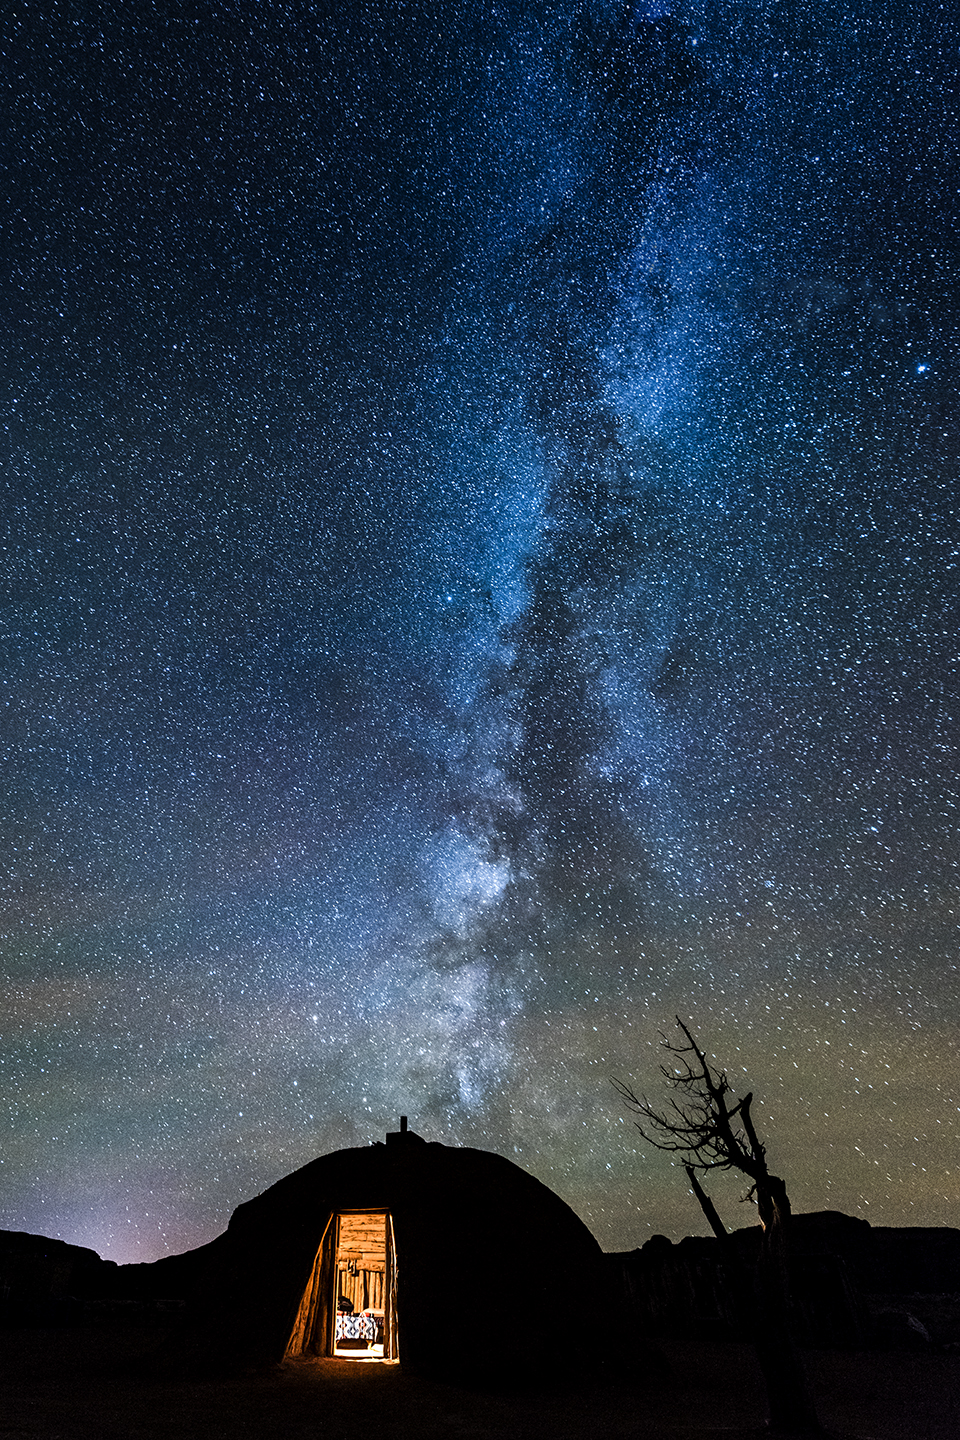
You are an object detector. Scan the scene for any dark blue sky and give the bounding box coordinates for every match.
[1,0,957,1260]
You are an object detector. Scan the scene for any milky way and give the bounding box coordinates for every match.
[1,0,958,1261]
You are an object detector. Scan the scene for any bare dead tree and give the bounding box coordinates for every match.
[614,1018,822,1435]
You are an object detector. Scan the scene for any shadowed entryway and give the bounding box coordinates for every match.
[285,1209,399,1361]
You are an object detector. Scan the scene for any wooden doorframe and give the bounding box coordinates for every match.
[334,1208,397,1360]
[285,1207,397,1361]
[385,1211,399,1360]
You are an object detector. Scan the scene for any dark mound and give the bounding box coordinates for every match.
[112,1138,604,1384]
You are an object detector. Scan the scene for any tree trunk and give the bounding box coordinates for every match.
[752,1177,822,1434]
[685,1166,729,1240]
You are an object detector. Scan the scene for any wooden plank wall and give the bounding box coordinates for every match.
[337,1213,385,1272]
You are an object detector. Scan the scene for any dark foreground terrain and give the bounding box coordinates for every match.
[1,1327,958,1440]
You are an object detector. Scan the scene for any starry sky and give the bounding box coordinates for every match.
[1,0,957,1264]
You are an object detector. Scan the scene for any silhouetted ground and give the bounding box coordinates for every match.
[1,1327,958,1439]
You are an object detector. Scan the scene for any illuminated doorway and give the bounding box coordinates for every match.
[285,1209,398,1361]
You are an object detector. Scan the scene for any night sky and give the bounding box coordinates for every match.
[2,0,958,1264]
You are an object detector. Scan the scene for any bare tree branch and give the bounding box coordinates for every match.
[612,1016,765,1178]
[612,1017,822,1433]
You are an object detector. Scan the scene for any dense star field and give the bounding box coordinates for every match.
[1,0,957,1263]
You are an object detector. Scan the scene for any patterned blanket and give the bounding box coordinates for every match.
[335,1311,377,1342]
